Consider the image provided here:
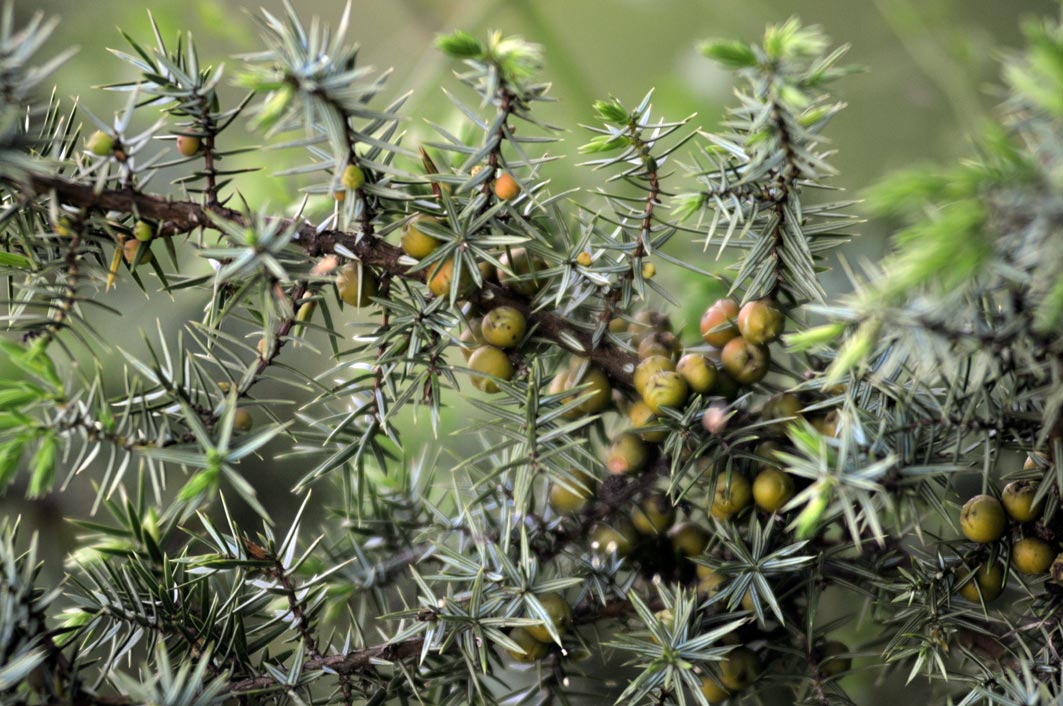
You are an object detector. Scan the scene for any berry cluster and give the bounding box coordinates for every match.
[956,455,1059,602]
[519,295,849,698]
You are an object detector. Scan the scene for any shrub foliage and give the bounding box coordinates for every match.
[0,2,1062,705]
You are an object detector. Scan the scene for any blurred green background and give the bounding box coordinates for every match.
[6,0,1058,701]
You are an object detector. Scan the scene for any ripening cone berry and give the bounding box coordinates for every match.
[696,566,726,598]
[1001,480,1043,523]
[341,163,365,190]
[762,393,802,432]
[641,371,688,415]
[548,469,595,514]
[710,473,753,520]
[122,238,152,265]
[468,345,513,393]
[629,400,666,442]
[667,521,709,556]
[737,298,785,345]
[633,355,675,395]
[719,646,762,691]
[818,641,851,678]
[176,134,201,157]
[721,337,770,385]
[336,262,379,307]
[428,258,476,298]
[562,364,612,417]
[494,172,520,200]
[481,306,527,349]
[631,493,676,535]
[957,561,1006,602]
[401,215,443,259]
[133,221,153,242]
[87,130,114,156]
[1025,454,1046,471]
[676,353,717,394]
[590,518,638,557]
[699,675,732,704]
[700,298,740,348]
[525,592,573,642]
[605,432,648,475]
[810,410,840,437]
[654,608,675,634]
[1051,553,1063,585]
[628,310,672,345]
[1013,537,1054,575]
[459,317,485,360]
[959,494,1006,543]
[233,408,253,433]
[753,467,795,513]
[506,627,548,663]
[498,248,545,296]
[637,331,679,360]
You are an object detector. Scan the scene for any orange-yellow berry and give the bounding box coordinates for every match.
[1013,537,1054,575]
[468,345,513,393]
[176,134,201,157]
[721,337,770,385]
[633,355,675,395]
[752,467,795,513]
[481,306,527,349]
[668,521,709,557]
[605,432,648,475]
[494,172,521,201]
[676,353,717,394]
[1002,480,1043,523]
[737,298,785,345]
[428,258,476,299]
[401,215,443,259]
[631,494,676,535]
[700,299,740,348]
[641,371,688,415]
[591,519,638,557]
[957,561,1006,602]
[336,262,379,307]
[959,495,1006,544]
[233,408,253,433]
[710,473,753,520]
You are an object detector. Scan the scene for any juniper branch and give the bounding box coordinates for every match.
[17,173,639,387]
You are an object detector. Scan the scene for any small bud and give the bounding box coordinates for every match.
[87,130,115,156]
[341,163,366,190]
